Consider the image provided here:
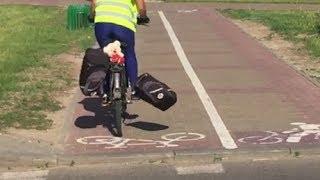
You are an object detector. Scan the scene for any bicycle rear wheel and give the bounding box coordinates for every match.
[113,100,123,137]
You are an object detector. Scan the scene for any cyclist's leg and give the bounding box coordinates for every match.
[112,25,138,87]
[95,23,114,48]
[94,23,114,95]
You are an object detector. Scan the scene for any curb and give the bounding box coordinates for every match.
[2,146,320,169]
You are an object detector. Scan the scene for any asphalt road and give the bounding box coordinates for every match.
[2,158,320,180]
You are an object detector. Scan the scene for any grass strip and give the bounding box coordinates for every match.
[0,5,93,130]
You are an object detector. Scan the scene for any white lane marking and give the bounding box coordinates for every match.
[238,122,320,145]
[177,9,198,13]
[0,170,49,180]
[76,132,206,149]
[158,11,238,150]
[175,164,225,175]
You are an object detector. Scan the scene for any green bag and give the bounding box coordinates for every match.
[67,4,91,30]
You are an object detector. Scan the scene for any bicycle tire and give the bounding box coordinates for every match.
[113,100,123,137]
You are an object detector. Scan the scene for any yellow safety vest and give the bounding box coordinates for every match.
[95,0,138,32]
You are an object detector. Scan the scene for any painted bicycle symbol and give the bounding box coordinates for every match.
[238,122,320,145]
[76,132,206,149]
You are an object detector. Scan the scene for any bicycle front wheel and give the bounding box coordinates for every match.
[113,100,123,137]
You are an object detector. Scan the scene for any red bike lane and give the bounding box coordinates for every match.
[64,11,222,156]
[163,5,320,149]
[64,4,320,156]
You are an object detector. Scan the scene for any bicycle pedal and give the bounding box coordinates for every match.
[101,101,111,107]
[90,92,97,96]
[101,103,108,107]
[131,96,141,101]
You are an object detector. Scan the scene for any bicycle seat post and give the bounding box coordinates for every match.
[126,85,132,104]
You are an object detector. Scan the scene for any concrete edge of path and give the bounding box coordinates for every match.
[2,146,320,169]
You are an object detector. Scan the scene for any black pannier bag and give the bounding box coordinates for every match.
[79,48,109,96]
[135,73,177,111]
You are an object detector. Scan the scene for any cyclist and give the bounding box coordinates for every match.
[87,0,150,102]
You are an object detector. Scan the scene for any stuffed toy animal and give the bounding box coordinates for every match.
[103,40,124,58]
[103,40,125,64]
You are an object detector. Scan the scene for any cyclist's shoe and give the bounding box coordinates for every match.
[102,94,111,107]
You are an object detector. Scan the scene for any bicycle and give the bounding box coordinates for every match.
[100,16,150,137]
[104,50,131,137]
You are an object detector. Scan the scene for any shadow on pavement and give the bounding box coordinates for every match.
[74,97,118,136]
[125,121,169,131]
[74,97,169,134]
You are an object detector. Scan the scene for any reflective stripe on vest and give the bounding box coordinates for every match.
[95,11,134,24]
[95,0,137,32]
[96,1,131,12]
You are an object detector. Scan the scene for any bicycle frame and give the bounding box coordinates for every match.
[105,54,133,137]
[108,62,128,101]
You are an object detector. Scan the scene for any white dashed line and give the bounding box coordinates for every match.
[175,164,225,175]
[0,170,49,180]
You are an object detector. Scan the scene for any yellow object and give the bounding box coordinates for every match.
[95,0,138,32]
